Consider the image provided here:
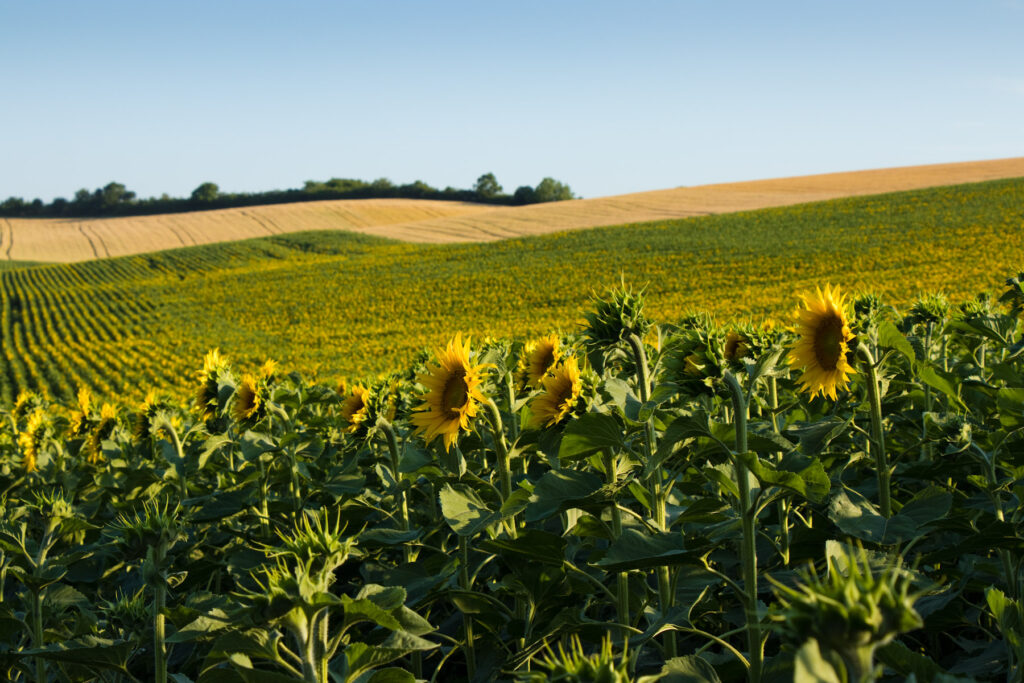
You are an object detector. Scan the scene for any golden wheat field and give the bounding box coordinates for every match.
[5,156,1024,263]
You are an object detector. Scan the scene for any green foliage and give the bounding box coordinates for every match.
[0,271,1021,680]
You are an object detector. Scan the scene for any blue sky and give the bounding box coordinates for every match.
[2,1,1022,202]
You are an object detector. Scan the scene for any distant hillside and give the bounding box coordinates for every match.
[2,175,1023,404]
[3,156,1023,263]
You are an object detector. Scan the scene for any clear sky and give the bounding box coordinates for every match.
[2,0,1022,202]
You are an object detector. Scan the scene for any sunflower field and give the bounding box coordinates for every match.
[2,176,1024,406]
[1,272,1023,683]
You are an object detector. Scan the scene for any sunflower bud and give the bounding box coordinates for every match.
[582,282,652,350]
[771,542,923,683]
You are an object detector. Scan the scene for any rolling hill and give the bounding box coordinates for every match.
[4,156,1024,263]
[2,175,1022,404]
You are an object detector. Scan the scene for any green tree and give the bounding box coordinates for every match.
[513,185,536,204]
[474,172,503,199]
[99,182,135,208]
[191,182,220,202]
[533,177,574,203]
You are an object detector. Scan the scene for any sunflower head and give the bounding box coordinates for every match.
[906,293,950,327]
[86,404,118,464]
[528,634,631,683]
[260,359,279,381]
[529,356,583,429]
[788,284,857,400]
[340,384,371,436]
[232,373,268,425]
[724,330,751,364]
[582,282,652,350]
[13,390,43,422]
[195,349,232,420]
[523,334,561,388]
[770,543,922,682]
[18,407,49,473]
[411,333,489,452]
[133,391,163,443]
[664,325,726,397]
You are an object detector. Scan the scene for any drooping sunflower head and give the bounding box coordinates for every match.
[529,356,583,429]
[789,284,857,400]
[724,330,751,364]
[411,333,489,452]
[524,334,561,388]
[232,373,267,425]
[340,384,371,435]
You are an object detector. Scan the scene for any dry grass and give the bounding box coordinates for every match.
[8,157,1024,262]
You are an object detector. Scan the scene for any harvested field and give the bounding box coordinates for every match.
[6,156,1024,262]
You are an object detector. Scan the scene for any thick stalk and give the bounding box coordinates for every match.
[318,612,329,683]
[380,423,411,551]
[257,459,271,537]
[32,588,45,683]
[724,371,762,683]
[379,421,418,677]
[921,324,933,462]
[458,537,476,679]
[484,399,517,537]
[484,399,513,504]
[625,332,675,658]
[153,541,168,683]
[769,376,790,566]
[858,346,891,518]
[505,373,520,442]
[603,449,630,633]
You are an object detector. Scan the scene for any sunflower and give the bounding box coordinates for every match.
[195,348,230,419]
[259,359,278,380]
[525,335,561,387]
[134,391,161,442]
[340,384,371,434]
[18,407,47,473]
[411,333,489,452]
[789,284,856,400]
[87,404,118,464]
[233,373,265,423]
[529,356,582,429]
[724,331,750,362]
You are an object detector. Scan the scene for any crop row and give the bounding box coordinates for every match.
[1,276,1022,682]
[1,178,1023,406]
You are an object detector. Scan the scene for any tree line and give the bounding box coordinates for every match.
[0,173,576,218]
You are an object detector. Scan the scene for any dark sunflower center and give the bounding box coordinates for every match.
[813,314,845,370]
[442,368,469,416]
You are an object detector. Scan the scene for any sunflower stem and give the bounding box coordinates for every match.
[724,370,763,683]
[603,449,630,641]
[153,540,168,683]
[921,323,933,462]
[484,399,517,539]
[32,587,46,683]
[625,332,675,659]
[769,376,790,567]
[257,458,271,538]
[379,420,412,563]
[458,536,477,679]
[858,345,892,519]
